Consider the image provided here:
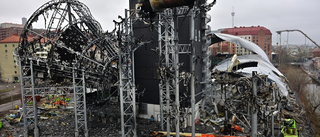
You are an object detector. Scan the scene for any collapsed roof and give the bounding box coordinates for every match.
[211,33,289,97]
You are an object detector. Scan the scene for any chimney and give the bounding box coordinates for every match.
[22,17,27,25]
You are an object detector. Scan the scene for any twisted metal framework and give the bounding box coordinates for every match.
[17,0,216,137]
[16,0,119,136]
[16,0,118,80]
[207,71,283,136]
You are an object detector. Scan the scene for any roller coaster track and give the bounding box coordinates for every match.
[276,29,319,48]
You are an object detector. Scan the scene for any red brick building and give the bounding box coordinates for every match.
[313,48,320,58]
[210,26,272,59]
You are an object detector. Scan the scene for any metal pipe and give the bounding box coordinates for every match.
[30,60,39,137]
[173,8,180,137]
[82,70,89,137]
[272,88,275,137]
[119,35,125,137]
[129,8,137,136]
[72,67,79,137]
[190,5,195,137]
[158,13,164,131]
[164,15,171,137]
[149,0,194,11]
[251,71,258,137]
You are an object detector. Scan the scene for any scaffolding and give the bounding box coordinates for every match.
[158,8,178,136]
[19,59,39,137]
[117,9,137,137]
[72,68,88,137]
[18,59,88,137]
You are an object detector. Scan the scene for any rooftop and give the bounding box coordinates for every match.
[314,48,320,53]
[222,26,272,35]
[0,34,20,43]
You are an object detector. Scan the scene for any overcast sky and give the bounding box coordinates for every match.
[1,0,319,46]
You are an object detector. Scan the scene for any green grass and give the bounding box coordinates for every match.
[0,94,21,105]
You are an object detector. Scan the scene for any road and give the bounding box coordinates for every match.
[0,99,21,112]
[0,83,21,99]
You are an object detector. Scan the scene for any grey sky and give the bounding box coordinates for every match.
[1,0,319,46]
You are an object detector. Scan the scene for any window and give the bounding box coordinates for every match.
[5,50,7,53]
[14,71,17,74]
[5,45,7,47]
[14,66,17,68]
[12,44,15,47]
[5,55,8,58]
[256,40,258,42]
[14,60,16,63]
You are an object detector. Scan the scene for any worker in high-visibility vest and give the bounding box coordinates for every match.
[56,97,60,101]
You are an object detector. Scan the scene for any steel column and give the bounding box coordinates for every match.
[173,8,180,137]
[30,60,39,137]
[158,9,176,136]
[19,59,39,137]
[190,6,196,137]
[118,9,137,137]
[19,58,28,137]
[251,72,258,137]
[73,67,88,137]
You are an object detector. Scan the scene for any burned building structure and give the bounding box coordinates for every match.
[130,0,212,120]
[13,0,300,137]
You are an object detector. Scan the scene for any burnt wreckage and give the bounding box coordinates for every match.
[15,0,293,137]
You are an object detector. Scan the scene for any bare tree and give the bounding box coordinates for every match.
[275,46,291,69]
[283,67,320,135]
[284,67,309,93]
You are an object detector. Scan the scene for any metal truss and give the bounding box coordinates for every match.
[156,4,213,136]
[19,59,39,137]
[17,0,118,80]
[209,70,283,136]
[19,58,88,137]
[33,86,73,96]
[73,68,88,137]
[117,9,137,137]
[157,8,181,136]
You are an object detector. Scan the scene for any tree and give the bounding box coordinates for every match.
[284,67,309,93]
[275,46,290,69]
[283,67,320,136]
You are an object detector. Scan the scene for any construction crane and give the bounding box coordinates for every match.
[276,29,320,48]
